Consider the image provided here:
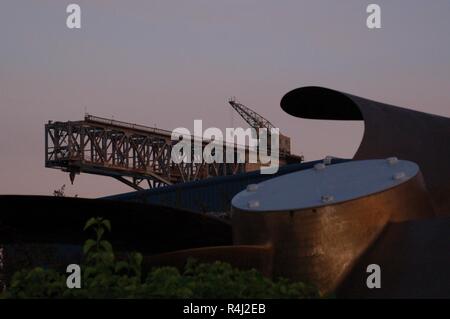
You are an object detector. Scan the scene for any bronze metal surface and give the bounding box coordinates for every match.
[281,86,450,215]
[337,216,450,298]
[232,172,433,295]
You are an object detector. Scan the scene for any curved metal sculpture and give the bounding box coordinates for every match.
[231,159,434,295]
[337,215,450,298]
[281,86,450,216]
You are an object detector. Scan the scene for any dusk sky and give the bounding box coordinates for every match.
[1,1,450,197]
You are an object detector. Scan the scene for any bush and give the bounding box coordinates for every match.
[1,217,319,299]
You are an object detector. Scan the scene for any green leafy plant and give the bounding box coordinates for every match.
[1,218,319,299]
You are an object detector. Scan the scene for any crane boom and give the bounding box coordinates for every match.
[228,97,301,159]
[228,98,275,131]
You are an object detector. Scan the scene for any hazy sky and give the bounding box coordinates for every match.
[1,1,450,197]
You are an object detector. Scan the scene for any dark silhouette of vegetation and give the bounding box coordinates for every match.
[53,184,66,197]
[1,217,319,299]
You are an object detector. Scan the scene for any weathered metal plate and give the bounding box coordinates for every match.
[232,159,419,212]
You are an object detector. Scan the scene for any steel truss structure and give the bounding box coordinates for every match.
[45,115,248,190]
[228,98,275,131]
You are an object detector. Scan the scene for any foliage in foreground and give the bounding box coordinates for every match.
[1,217,319,299]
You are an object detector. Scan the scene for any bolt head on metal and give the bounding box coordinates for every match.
[393,172,406,181]
[321,194,334,203]
[247,199,260,209]
[314,163,326,171]
[386,157,399,165]
[246,184,259,192]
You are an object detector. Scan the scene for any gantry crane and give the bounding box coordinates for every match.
[228,98,275,132]
[228,98,302,160]
[45,101,303,191]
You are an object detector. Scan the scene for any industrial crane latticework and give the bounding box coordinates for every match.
[45,115,247,191]
[228,98,275,131]
[228,98,299,158]
[45,101,303,190]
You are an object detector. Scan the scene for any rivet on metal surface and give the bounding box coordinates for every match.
[393,172,406,181]
[247,199,260,209]
[321,194,334,203]
[314,163,326,171]
[386,157,399,165]
[246,184,259,192]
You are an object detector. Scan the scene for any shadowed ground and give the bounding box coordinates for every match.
[0,195,232,255]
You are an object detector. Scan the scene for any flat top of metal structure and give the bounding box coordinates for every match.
[231,158,419,212]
